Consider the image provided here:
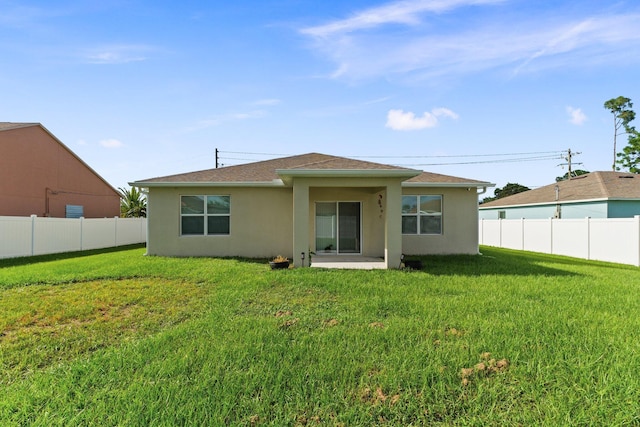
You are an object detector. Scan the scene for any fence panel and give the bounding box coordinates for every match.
[34,217,82,256]
[589,218,637,265]
[0,216,33,258]
[82,218,117,250]
[500,219,523,250]
[523,219,552,254]
[116,217,146,246]
[0,216,147,259]
[480,217,640,267]
[552,219,589,260]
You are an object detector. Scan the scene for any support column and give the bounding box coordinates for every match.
[293,180,310,267]
[384,182,402,269]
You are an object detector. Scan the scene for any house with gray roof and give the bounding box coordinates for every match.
[132,153,493,268]
[479,171,640,219]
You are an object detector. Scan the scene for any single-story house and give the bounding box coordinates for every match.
[0,122,120,218]
[479,171,640,219]
[131,153,493,268]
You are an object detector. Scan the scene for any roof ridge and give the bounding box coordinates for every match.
[592,171,610,197]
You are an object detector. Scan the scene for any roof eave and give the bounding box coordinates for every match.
[403,181,494,188]
[130,179,286,188]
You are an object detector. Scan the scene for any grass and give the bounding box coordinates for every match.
[1,244,639,425]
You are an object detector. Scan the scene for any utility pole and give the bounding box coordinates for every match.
[215,148,219,169]
[558,148,582,180]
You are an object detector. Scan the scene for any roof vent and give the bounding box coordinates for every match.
[619,176,635,179]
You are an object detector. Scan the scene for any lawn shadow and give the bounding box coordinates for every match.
[411,247,585,277]
[0,244,146,268]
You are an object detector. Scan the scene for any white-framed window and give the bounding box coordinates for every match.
[180,195,230,235]
[402,195,442,235]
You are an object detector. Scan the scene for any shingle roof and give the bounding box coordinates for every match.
[480,171,640,208]
[0,122,39,131]
[133,153,492,187]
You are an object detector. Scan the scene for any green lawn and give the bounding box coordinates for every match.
[1,245,639,426]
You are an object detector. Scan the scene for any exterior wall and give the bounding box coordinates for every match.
[402,187,479,255]
[146,180,479,260]
[0,125,120,218]
[608,200,640,218]
[479,201,610,219]
[479,205,556,219]
[146,186,294,258]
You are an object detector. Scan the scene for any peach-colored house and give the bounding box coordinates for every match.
[132,153,493,268]
[0,122,120,218]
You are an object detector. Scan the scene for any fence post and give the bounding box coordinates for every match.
[636,216,640,267]
[586,217,590,261]
[521,217,525,250]
[30,214,37,256]
[114,216,119,247]
[499,218,503,248]
[79,217,84,251]
[549,218,554,255]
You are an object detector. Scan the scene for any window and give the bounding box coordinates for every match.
[498,210,506,219]
[181,195,230,235]
[402,195,442,235]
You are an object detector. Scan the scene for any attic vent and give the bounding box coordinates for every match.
[619,176,635,179]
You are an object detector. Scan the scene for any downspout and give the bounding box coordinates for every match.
[477,186,488,195]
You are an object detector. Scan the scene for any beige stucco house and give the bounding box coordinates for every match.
[131,153,493,268]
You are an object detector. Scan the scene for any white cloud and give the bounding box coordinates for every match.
[301,0,505,37]
[187,110,267,131]
[566,106,587,125]
[84,44,153,64]
[299,0,640,81]
[99,138,124,148]
[386,107,458,130]
[251,98,282,106]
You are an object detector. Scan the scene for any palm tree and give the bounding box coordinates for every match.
[119,186,147,218]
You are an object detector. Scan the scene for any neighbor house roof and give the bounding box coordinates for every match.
[480,171,640,209]
[132,153,493,188]
[0,122,39,131]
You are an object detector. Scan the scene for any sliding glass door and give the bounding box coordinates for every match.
[315,202,361,254]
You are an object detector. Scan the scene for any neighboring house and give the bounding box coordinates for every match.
[131,153,493,268]
[0,122,120,218]
[479,171,640,219]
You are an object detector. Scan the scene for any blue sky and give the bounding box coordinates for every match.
[2,0,640,195]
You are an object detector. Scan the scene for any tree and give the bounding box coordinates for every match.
[119,186,147,218]
[604,96,636,171]
[481,183,530,204]
[616,130,640,173]
[555,169,589,182]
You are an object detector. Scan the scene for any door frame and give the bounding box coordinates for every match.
[314,201,362,255]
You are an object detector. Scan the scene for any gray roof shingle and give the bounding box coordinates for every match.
[480,171,640,208]
[133,153,492,186]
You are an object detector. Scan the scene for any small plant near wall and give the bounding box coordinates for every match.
[269,255,290,269]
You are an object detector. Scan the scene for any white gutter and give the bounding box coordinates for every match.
[129,179,286,188]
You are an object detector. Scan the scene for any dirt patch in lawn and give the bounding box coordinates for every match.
[0,278,208,381]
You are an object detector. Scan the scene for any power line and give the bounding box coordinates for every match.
[216,149,564,167]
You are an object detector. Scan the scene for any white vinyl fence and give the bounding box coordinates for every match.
[479,217,640,267]
[0,216,147,259]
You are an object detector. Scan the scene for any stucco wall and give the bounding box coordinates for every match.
[402,187,479,255]
[0,125,120,218]
[146,182,480,259]
[147,186,294,258]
